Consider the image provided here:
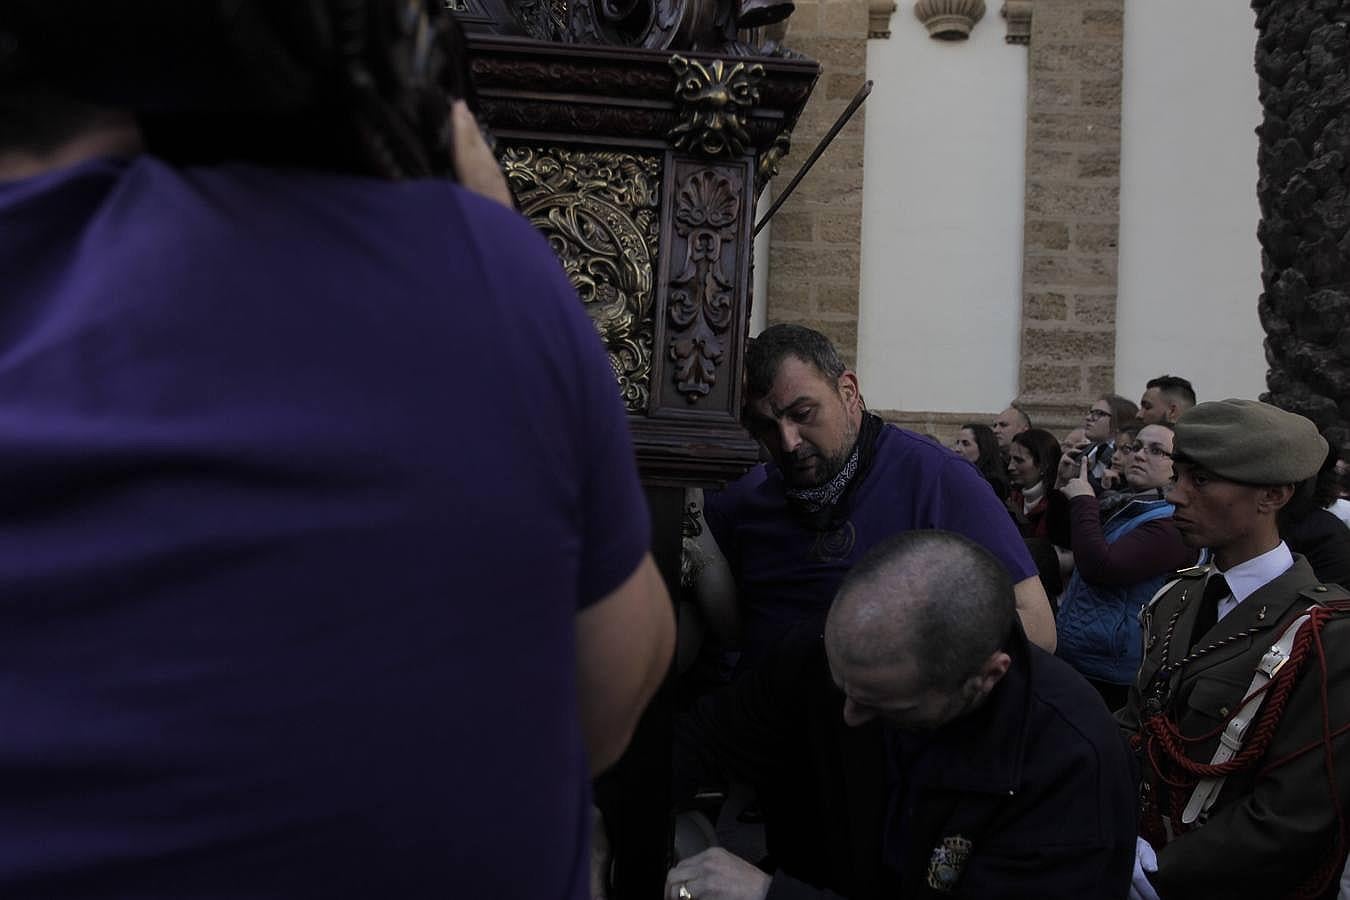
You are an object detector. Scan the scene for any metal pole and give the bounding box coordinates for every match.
[752,79,873,238]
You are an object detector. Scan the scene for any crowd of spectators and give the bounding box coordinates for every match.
[958,378,1350,710]
[7,9,1350,898]
[681,345,1350,900]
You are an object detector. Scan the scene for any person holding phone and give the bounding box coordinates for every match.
[1079,395,1139,490]
[1055,426,1196,710]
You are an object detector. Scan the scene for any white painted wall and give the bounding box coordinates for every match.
[751,186,770,337]
[856,7,1028,412]
[1116,0,1266,404]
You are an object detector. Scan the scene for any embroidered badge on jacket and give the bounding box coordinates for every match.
[925,835,972,893]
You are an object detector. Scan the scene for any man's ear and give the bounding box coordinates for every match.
[1258,483,1296,515]
[837,370,861,412]
[970,651,1012,698]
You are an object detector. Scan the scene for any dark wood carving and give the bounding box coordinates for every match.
[668,168,739,401]
[468,44,814,110]
[459,0,797,54]
[648,156,753,429]
[668,56,765,157]
[470,55,676,93]
[466,36,816,487]
[479,97,677,140]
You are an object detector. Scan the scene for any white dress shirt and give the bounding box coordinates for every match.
[1329,498,1350,529]
[1213,542,1295,622]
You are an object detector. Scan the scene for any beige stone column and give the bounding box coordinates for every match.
[1016,0,1124,432]
[765,0,871,366]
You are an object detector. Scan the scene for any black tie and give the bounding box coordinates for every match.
[1190,574,1230,650]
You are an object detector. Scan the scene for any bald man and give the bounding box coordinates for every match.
[669,531,1135,900]
[992,405,1032,452]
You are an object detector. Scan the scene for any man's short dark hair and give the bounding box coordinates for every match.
[833,531,1015,690]
[745,324,846,398]
[1146,375,1197,407]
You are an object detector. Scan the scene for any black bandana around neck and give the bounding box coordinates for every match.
[784,412,885,529]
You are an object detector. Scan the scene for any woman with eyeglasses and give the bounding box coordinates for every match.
[1095,424,1140,493]
[1053,424,1198,710]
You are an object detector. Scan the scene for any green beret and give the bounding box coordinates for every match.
[1173,399,1328,485]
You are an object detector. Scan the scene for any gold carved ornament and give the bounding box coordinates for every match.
[756,128,792,189]
[502,146,661,412]
[668,55,766,158]
[669,169,740,401]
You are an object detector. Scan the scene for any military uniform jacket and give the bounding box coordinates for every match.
[1117,555,1350,899]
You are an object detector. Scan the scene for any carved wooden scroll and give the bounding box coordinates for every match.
[503,145,661,413]
[667,168,738,402]
[468,34,816,483]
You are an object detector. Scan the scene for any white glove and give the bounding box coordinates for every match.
[1129,837,1161,900]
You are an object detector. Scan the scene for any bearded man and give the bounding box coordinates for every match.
[700,324,1055,666]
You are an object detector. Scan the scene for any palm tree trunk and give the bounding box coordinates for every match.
[1253,0,1350,450]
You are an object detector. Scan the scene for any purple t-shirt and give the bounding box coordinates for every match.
[0,156,649,898]
[706,425,1036,660]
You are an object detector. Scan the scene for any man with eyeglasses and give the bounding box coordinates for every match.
[1119,400,1350,900]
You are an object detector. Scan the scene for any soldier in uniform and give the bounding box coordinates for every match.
[1119,399,1350,900]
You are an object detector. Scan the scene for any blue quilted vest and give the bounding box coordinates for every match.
[1056,498,1175,685]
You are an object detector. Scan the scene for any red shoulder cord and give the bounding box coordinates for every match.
[1132,600,1350,900]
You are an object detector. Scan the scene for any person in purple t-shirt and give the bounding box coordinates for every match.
[699,325,1055,665]
[0,5,673,898]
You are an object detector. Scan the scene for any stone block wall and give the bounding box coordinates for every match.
[1016,0,1125,420]
[766,0,871,366]
[763,0,1126,445]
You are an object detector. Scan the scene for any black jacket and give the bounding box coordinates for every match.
[675,624,1136,899]
[1285,508,1350,586]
